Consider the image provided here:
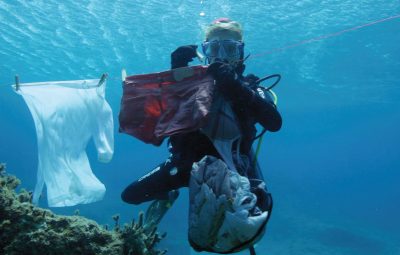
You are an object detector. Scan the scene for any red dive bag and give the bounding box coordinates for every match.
[119,65,215,146]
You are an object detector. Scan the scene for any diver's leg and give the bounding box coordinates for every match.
[143,189,180,231]
[121,155,190,232]
[121,156,190,204]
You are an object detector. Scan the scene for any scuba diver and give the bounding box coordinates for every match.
[121,18,282,254]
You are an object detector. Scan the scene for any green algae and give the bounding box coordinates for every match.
[0,163,167,255]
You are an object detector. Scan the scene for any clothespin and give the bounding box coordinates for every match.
[15,75,20,91]
[121,69,127,82]
[97,73,108,87]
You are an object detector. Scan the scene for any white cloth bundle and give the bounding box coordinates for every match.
[15,79,114,207]
[189,156,268,253]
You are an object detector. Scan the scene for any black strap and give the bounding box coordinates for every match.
[249,246,256,255]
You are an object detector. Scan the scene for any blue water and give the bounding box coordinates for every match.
[1,1,400,254]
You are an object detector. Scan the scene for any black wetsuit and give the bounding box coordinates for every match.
[121,59,282,205]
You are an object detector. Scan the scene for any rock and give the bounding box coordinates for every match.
[0,163,167,255]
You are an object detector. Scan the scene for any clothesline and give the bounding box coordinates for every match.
[0,73,113,90]
[2,12,399,91]
[248,13,400,60]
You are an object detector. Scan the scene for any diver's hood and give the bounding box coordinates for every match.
[188,156,270,254]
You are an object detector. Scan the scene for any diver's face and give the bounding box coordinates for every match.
[203,31,243,64]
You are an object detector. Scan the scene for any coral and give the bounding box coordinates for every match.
[0,163,167,255]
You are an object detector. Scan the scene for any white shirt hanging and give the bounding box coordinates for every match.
[15,79,114,207]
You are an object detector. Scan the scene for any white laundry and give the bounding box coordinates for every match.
[15,79,114,207]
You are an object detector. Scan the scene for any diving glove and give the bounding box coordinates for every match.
[207,62,254,101]
[207,61,237,85]
[171,45,198,69]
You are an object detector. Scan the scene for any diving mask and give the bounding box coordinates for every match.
[202,39,244,64]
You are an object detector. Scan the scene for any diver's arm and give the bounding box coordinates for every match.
[207,63,282,132]
[231,81,282,132]
[246,86,282,132]
[170,45,198,69]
